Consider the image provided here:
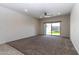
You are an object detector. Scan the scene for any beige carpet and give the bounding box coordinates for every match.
[0,44,23,55]
[8,35,78,55]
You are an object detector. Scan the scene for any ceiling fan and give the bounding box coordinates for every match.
[40,12,51,18]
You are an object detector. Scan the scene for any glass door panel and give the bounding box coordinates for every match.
[46,23,51,35]
[45,22,60,36]
[51,23,60,35]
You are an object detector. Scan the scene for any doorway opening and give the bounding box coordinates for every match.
[45,22,60,36]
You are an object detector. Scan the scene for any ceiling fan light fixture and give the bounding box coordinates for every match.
[44,15,51,17]
[44,12,51,17]
[40,12,51,18]
[40,16,51,18]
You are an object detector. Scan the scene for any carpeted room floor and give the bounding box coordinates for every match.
[0,44,23,55]
[7,35,78,55]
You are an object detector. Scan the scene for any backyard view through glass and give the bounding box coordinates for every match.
[46,22,60,35]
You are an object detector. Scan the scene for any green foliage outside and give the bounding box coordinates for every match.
[48,31,60,35]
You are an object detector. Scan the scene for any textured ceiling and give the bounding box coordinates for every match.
[0,3,74,19]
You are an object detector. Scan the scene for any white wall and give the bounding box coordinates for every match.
[40,15,70,37]
[70,4,79,54]
[0,6,39,44]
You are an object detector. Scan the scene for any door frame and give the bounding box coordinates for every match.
[44,21,61,36]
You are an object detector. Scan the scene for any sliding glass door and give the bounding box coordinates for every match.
[45,22,60,36]
[46,23,52,35]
